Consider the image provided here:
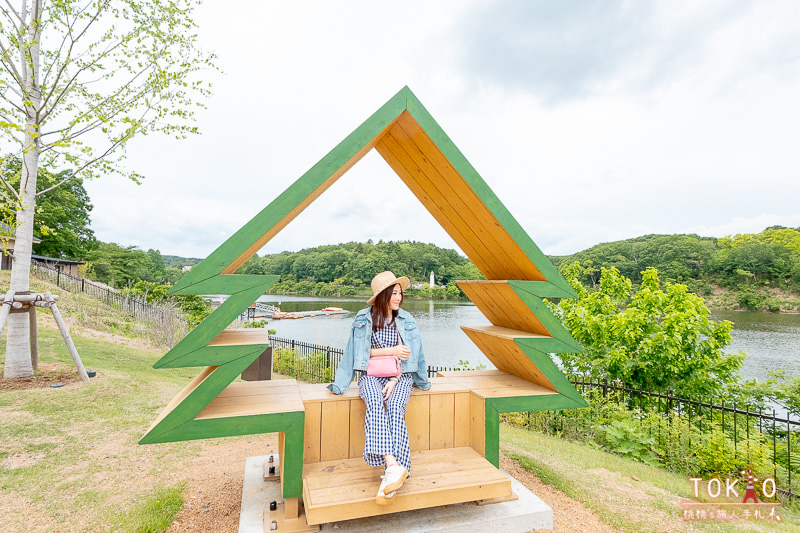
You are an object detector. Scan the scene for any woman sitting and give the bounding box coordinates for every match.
[328,271,431,505]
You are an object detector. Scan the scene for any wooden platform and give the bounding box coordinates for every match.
[301,447,511,525]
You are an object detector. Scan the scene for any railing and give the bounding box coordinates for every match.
[268,336,343,384]
[30,260,187,326]
[537,379,800,500]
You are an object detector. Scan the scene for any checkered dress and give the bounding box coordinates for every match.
[358,318,412,472]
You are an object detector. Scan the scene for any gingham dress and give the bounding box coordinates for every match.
[358,318,413,472]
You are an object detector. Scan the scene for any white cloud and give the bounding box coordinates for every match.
[83,0,800,259]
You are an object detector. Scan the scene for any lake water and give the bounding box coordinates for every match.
[254,295,800,381]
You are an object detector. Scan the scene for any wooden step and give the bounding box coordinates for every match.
[302,447,512,525]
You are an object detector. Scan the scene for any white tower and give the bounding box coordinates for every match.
[429,271,435,288]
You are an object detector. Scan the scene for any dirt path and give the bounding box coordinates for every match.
[166,437,617,532]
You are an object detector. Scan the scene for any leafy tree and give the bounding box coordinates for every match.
[551,265,744,397]
[0,157,94,259]
[0,0,215,378]
[84,242,152,288]
[126,280,210,325]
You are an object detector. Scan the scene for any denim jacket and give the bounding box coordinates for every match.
[328,307,431,394]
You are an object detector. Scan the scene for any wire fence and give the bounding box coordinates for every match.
[30,259,187,326]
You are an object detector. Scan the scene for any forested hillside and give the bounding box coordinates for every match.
[552,226,800,311]
[235,240,483,298]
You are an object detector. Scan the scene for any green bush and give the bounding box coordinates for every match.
[273,348,332,383]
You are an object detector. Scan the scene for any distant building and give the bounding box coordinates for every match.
[1,222,83,276]
[182,265,193,272]
[1,222,42,271]
[429,271,435,288]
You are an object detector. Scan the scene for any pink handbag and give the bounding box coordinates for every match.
[366,355,402,377]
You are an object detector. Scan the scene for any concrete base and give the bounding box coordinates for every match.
[239,455,553,533]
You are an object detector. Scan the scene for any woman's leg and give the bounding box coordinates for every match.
[385,374,413,473]
[358,374,393,467]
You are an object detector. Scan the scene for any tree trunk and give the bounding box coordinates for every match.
[4,3,40,379]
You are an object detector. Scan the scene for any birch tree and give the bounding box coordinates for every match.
[0,0,215,378]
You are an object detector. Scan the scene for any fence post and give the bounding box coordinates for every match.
[788,411,792,493]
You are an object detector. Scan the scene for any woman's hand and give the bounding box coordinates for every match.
[393,344,411,361]
[382,378,399,401]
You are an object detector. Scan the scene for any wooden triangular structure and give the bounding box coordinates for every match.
[141,86,586,521]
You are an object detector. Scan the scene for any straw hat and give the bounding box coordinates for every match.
[367,271,410,305]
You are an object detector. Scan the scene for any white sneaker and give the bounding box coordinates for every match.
[379,464,408,496]
[375,486,396,506]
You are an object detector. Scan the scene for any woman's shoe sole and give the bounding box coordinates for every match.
[382,468,408,494]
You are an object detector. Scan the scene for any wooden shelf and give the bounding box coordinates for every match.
[194,380,304,420]
[302,447,511,525]
[207,328,270,346]
[460,324,550,340]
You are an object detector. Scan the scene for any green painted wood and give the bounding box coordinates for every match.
[506,280,578,299]
[281,417,306,498]
[484,404,500,468]
[154,284,269,368]
[144,411,306,498]
[140,350,266,444]
[170,274,279,296]
[482,392,588,469]
[489,392,587,414]
[512,340,587,406]
[508,280,582,350]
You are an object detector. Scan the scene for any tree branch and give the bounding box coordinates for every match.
[40,0,107,113]
[2,0,22,24]
[37,104,150,197]
[0,172,20,201]
[0,36,25,87]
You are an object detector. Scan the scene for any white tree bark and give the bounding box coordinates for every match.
[4,1,41,379]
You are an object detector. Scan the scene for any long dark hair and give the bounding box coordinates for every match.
[371,283,403,332]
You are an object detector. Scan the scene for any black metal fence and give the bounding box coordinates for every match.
[30,259,186,326]
[542,379,800,499]
[269,336,343,383]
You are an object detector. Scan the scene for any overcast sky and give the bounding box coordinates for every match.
[84,0,800,260]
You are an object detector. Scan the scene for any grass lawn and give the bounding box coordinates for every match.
[0,317,221,532]
[501,423,800,532]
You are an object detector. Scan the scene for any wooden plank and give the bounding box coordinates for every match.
[320,400,350,461]
[307,458,502,500]
[393,112,545,281]
[302,447,510,525]
[462,327,555,389]
[454,392,470,447]
[304,401,321,464]
[428,394,454,450]
[349,399,366,459]
[458,280,550,335]
[403,96,572,291]
[405,394,430,452]
[461,324,549,340]
[375,130,501,280]
[383,118,516,280]
[194,397,305,420]
[470,393,485,456]
[208,328,270,346]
